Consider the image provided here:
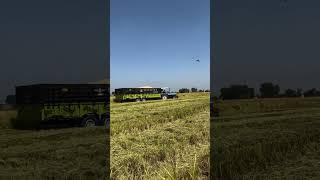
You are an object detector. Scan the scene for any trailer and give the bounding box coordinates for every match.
[14,84,109,129]
[114,87,178,102]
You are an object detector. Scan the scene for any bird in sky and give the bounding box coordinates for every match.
[192,57,200,63]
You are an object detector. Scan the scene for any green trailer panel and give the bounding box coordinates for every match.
[42,102,107,120]
[14,84,109,129]
[115,93,161,101]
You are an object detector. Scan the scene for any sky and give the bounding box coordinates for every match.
[0,0,108,103]
[212,0,320,94]
[2,0,320,101]
[110,0,210,92]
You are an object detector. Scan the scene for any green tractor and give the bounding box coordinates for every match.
[13,84,109,129]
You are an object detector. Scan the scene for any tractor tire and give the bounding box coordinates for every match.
[81,116,97,127]
[162,96,168,100]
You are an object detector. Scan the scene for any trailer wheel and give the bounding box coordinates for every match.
[81,117,96,127]
[162,96,167,100]
[135,99,141,102]
[142,98,146,102]
[104,117,110,128]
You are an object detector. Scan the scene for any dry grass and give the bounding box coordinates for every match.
[0,108,108,179]
[0,127,108,179]
[0,93,209,179]
[0,110,16,128]
[212,97,320,180]
[110,92,210,179]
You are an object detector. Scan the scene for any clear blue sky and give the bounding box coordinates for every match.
[110,0,210,92]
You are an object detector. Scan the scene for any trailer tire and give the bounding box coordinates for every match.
[162,96,167,100]
[102,114,110,128]
[105,118,110,128]
[81,116,97,127]
[135,99,141,102]
[142,98,146,102]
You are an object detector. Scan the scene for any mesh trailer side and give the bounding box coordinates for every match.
[16,84,110,104]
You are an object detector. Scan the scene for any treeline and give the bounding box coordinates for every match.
[219,82,320,100]
[178,88,210,93]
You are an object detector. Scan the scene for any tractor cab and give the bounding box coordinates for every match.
[161,87,178,99]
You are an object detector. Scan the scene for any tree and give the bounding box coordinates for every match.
[304,88,320,97]
[191,88,198,93]
[296,88,303,97]
[179,88,190,93]
[5,95,16,105]
[259,82,280,98]
[220,84,255,100]
[284,89,297,97]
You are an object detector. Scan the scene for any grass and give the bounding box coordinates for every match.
[0,93,320,180]
[0,110,16,128]
[212,97,320,180]
[0,127,109,179]
[0,92,209,179]
[0,108,108,179]
[110,92,210,179]
[3,93,318,179]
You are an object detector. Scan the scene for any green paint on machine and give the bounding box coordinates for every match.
[13,84,109,129]
[114,87,178,103]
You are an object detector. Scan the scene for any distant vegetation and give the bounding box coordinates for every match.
[220,85,254,100]
[219,82,320,100]
[178,88,210,93]
[5,95,16,105]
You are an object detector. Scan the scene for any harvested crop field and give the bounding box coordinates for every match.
[0,92,209,179]
[110,92,210,179]
[0,110,108,179]
[0,126,109,179]
[212,97,320,180]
